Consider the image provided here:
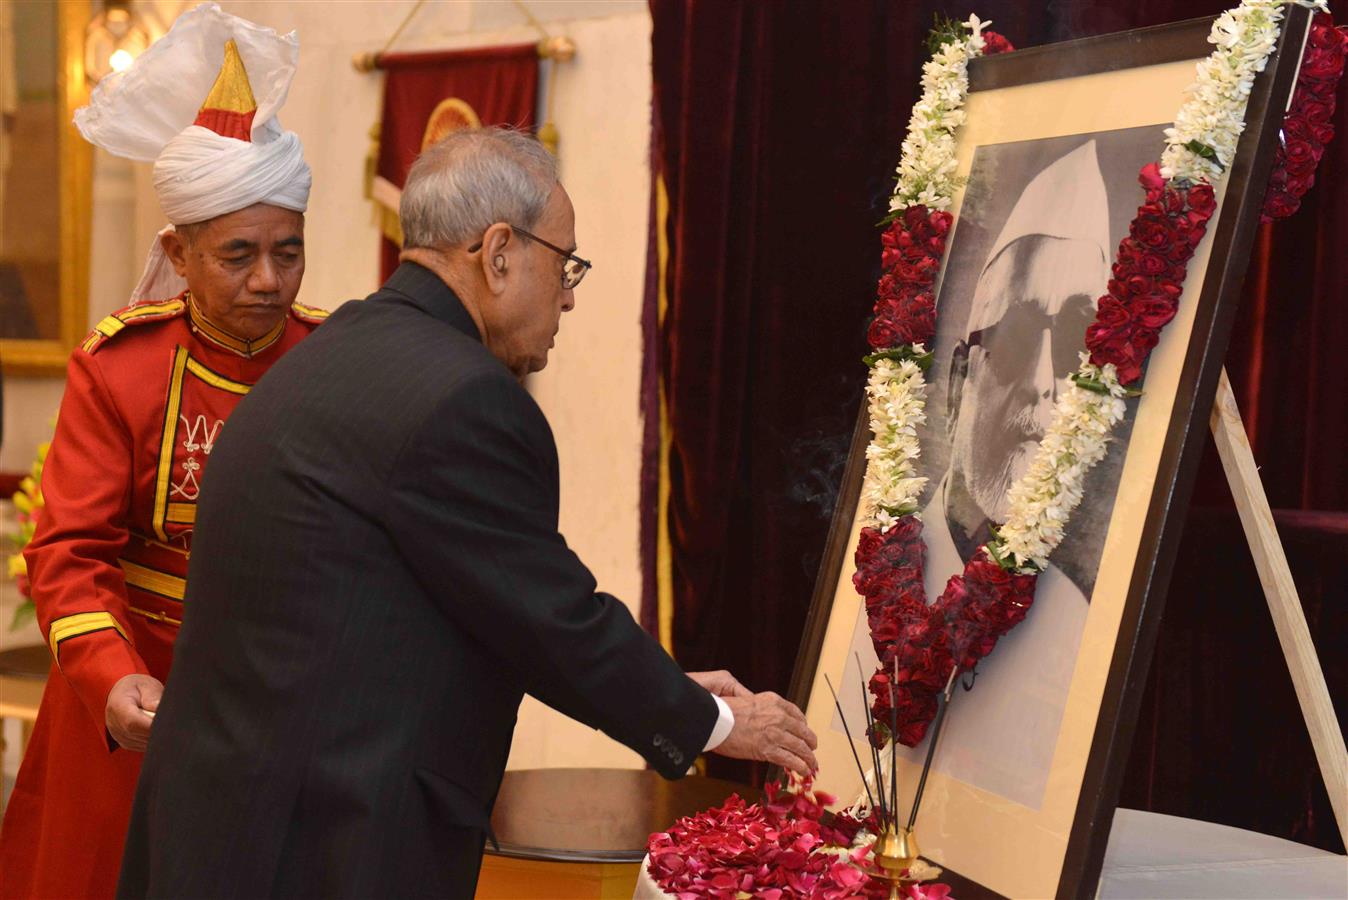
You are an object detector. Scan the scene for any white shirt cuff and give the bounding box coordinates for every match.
[703,694,735,752]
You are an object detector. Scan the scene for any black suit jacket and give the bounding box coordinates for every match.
[118,263,718,899]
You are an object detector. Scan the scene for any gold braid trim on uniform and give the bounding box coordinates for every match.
[188,295,285,358]
[119,559,187,601]
[48,612,129,662]
[153,348,190,542]
[81,299,187,354]
[184,356,252,394]
[291,301,330,324]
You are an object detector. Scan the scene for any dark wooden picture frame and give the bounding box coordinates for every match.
[784,9,1313,898]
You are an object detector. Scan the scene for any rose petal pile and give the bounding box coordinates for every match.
[646,778,897,899]
[1083,163,1216,385]
[1261,13,1346,221]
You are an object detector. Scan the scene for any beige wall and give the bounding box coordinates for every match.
[1,0,653,771]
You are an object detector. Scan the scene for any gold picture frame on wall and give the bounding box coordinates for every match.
[783,10,1312,899]
[1,0,92,376]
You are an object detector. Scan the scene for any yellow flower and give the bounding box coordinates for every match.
[7,554,26,578]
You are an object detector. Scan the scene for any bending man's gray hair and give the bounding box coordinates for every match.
[400,126,559,250]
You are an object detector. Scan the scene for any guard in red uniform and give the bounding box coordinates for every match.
[0,11,322,897]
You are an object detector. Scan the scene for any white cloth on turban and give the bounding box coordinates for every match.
[984,140,1110,271]
[74,3,310,304]
[966,140,1110,335]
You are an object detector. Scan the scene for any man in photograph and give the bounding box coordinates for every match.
[925,139,1111,607]
[910,138,1114,806]
[119,127,817,899]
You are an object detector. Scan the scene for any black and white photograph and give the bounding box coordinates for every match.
[837,124,1167,810]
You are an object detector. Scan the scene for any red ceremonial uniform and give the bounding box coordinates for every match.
[0,295,327,899]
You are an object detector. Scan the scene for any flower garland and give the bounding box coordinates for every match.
[856,2,1343,748]
[1262,11,1347,218]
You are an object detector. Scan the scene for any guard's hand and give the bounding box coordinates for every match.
[105,673,164,752]
[713,691,818,776]
[686,669,753,698]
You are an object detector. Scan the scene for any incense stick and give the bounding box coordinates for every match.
[907,667,959,830]
[856,652,888,824]
[889,675,899,828]
[824,673,877,814]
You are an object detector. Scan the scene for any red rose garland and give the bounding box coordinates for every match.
[861,179,1215,746]
[854,31,1018,748]
[869,206,949,350]
[858,15,1343,748]
[1261,13,1347,221]
[1084,169,1216,385]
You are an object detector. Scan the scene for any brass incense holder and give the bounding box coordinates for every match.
[823,661,960,898]
[873,824,942,897]
[874,825,920,897]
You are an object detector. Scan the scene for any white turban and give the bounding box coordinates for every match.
[74,3,310,304]
[985,140,1110,271]
[967,140,1110,334]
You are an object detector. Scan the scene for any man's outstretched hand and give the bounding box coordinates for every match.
[106,673,163,752]
[686,669,753,699]
[715,691,818,776]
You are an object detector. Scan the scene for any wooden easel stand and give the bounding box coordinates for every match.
[1209,367,1348,849]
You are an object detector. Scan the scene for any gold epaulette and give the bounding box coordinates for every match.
[290,301,330,325]
[81,298,188,355]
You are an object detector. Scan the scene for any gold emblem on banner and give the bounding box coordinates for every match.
[421,97,481,150]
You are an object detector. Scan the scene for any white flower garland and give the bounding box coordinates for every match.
[996,357,1128,569]
[889,16,990,212]
[866,0,1324,561]
[850,0,1327,831]
[862,15,990,530]
[1162,1,1304,181]
[995,0,1324,568]
[861,355,929,531]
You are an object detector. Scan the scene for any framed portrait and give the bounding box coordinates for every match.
[785,10,1312,899]
[1,0,92,376]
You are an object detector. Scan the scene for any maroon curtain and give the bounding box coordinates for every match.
[376,44,538,281]
[650,0,1347,849]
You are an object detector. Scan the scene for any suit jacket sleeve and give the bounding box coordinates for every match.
[385,371,718,778]
[24,350,150,744]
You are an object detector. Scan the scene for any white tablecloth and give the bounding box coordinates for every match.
[1099,809,1346,899]
[635,809,1348,899]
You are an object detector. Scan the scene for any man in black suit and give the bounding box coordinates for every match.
[118,127,817,899]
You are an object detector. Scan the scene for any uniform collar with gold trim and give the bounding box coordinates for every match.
[187,293,286,359]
